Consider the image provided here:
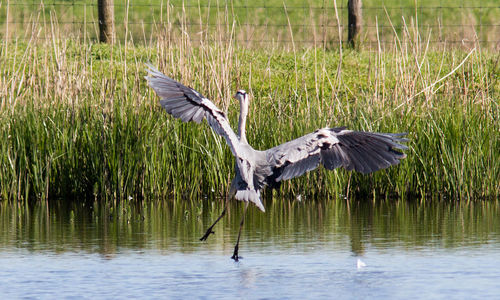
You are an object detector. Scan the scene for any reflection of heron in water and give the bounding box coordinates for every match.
[146,65,408,261]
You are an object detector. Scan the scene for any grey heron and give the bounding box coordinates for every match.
[145,65,408,261]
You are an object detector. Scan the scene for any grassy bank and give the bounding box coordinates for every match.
[1,0,498,47]
[0,32,498,202]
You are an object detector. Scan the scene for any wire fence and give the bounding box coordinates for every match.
[1,0,499,49]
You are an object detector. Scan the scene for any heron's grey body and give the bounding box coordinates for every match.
[145,64,408,260]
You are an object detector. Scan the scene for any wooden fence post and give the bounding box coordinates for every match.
[98,0,115,43]
[348,0,362,47]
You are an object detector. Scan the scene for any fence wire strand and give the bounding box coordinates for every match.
[1,0,499,48]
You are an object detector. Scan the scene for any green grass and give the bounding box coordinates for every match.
[1,0,498,47]
[0,22,498,202]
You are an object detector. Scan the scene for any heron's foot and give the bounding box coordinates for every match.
[231,253,240,261]
[199,227,215,241]
[231,245,241,261]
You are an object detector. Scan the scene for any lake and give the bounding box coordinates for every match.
[1,199,499,299]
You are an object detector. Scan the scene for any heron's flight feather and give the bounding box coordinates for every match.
[266,128,408,183]
[145,64,241,157]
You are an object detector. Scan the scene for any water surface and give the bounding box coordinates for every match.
[1,199,499,299]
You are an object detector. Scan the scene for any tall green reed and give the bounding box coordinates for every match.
[0,7,498,203]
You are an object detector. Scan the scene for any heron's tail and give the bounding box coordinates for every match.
[235,189,265,212]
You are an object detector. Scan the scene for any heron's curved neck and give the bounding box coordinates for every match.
[238,98,248,144]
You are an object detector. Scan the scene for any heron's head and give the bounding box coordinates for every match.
[233,90,248,103]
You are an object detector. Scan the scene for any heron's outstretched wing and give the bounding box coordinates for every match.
[265,127,408,182]
[145,64,240,156]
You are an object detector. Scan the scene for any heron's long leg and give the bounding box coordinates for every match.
[231,201,249,262]
[200,183,236,241]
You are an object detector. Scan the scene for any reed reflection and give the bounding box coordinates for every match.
[0,199,498,257]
